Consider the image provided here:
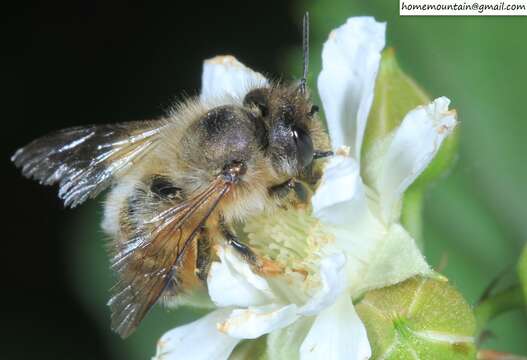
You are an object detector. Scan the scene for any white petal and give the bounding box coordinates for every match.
[154,309,239,360]
[208,245,275,308]
[318,17,386,160]
[312,155,380,233]
[300,294,371,360]
[299,252,347,316]
[368,97,457,223]
[345,223,431,297]
[218,303,299,339]
[200,55,268,103]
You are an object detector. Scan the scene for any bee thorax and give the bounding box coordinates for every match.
[180,105,267,174]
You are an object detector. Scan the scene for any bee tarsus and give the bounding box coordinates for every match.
[269,178,310,204]
[268,178,296,198]
[221,225,257,265]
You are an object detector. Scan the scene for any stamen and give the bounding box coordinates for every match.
[244,206,334,277]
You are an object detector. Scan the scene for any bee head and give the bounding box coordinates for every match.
[239,12,330,178]
[243,86,326,176]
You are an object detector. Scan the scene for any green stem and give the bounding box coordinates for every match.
[401,188,424,250]
[474,285,525,332]
[518,245,527,302]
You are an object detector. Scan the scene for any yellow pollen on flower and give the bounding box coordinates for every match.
[335,145,351,157]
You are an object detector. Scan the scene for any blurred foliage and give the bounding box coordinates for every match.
[69,0,527,358]
[474,285,524,332]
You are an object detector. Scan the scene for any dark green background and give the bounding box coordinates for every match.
[5,1,526,359]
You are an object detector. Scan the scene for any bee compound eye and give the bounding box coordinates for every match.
[291,126,314,168]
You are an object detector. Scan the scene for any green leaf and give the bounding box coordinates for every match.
[356,276,476,359]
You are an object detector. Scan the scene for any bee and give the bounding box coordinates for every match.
[12,14,331,338]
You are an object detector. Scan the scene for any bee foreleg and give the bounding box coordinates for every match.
[221,223,283,276]
[268,178,309,203]
[268,178,296,199]
[221,225,257,265]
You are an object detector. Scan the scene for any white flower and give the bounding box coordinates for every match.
[154,16,457,360]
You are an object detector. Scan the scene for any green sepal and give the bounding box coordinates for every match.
[361,48,430,161]
[265,318,313,360]
[363,48,460,188]
[230,337,268,360]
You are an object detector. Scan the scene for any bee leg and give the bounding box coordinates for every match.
[195,229,212,284]
[222,226,257,264]
[268,178,309,203]
[221,224,283,276]
[268,178,296,199]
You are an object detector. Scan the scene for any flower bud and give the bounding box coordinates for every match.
[355,276,476,359]
[361,48,429,157]
[361,48,459,188]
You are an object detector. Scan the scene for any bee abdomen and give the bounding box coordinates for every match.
[116,175,185,240]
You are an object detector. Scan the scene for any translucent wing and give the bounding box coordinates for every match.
[11,121,164,207]
[108,177,233,338]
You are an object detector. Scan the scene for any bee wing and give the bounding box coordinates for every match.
[11,120,164,207]
[108,178,232,338]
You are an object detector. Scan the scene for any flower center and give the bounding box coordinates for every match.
[243,205,335,279]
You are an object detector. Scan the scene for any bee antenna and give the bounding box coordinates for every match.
[299,12,309,95]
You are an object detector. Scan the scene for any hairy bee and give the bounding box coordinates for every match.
[12,15,331,338]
